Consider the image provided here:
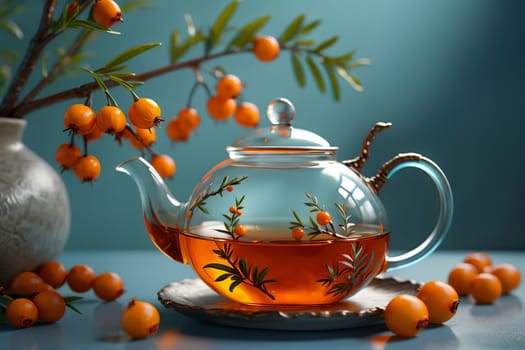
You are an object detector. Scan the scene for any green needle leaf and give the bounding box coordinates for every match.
[185,13,196,37]
[66,19,120,34]
[41,54,49,78]
[293,39,315,47]
[0,19,23,39]
[203,263,237,274]
[171,34,204,63]
[229,278,243,292]
[306,55,325,93]
[313,36,339,53]
[227,15,270,49]
[66,303,82,315]
[63,295,83,314]
[209,0,239,51]
[335,65,363,92]
[299,19,321,35]
[239,259,249,276]
[348,57,371,69]
[170,29,180,63]
[63,296,83,303]
[279,14,304,43]
[102,42,161,71]
[291,53,305,87]
[215,273,232,282]
[323,63,340,101]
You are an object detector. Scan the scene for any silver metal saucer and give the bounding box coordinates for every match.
[158,277,421,331]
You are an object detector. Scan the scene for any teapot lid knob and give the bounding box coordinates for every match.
[229,97,336,151]
[267,98,296,127]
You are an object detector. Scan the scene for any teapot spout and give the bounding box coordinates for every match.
[116,157,188,263]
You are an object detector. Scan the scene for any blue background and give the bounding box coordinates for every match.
[5,0,524,252]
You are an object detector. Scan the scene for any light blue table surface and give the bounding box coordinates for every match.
[1,250,523,350]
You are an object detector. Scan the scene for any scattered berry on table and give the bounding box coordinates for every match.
[121,299,160,339]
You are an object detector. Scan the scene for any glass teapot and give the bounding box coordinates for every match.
[117,98,453,306]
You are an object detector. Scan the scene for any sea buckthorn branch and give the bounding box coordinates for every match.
[316,241,373,296]
[276,13,370,99]
[187,175,248,222]
[204,243,276,300]
[289,210,336,239]
[4,1,368,118]
[335,203,356,236]
[214,195,246,239]
[15,47,250,117]
[16,8,94,108]
[290,192,357,239]
[1,1,369,183]
[304,192,338,237]
[0,286,84,320]
[0,0,57,115]
[0,0,120,117]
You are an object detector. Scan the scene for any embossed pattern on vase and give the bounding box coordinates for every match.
[0,118,70,285]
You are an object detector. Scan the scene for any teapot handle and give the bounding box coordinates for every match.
[368,153,454,271]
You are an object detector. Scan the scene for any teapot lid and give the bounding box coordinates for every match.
[228,98,338,157]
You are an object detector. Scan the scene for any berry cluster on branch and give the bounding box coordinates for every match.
[0,0,369,182]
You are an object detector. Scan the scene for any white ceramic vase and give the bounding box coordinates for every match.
[0,117,70,285]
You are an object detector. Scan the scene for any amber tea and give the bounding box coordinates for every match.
[146,218,389,305]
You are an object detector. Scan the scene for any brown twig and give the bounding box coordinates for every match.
[14,48,251,117]
[18,2,96,108]
[0,0,57,117]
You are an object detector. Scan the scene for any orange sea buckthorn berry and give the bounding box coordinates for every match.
[253,35,280,62]
[177,107,200,131]
[55,143,81,169]
[226,185,234,192]
[73,155,101,182]
[234,224,248,238]
[85,124,104,142]
[206,95,237,121]
[35,261,68,289]
[291,227,304,241]
[92,0,122,28]
[116,128,136,147]
[5,298,39,328]
[448,262,479,296]
[166,117,192,142]
[216,74,243,99]
[135,127,156,147]
[384,294,429,338]
[235,209,243,216]
[67,264,96,293]
[33,290,66,323]
[151,154,176,178]
[93,272,125,302]
[67,1,79,18]
[63,103,96,135]
[123,127,157,149]
[234,102,260,128]
[96,105,127,134]
[490,263,521,294]
[128,98,163,129]
[229,206,236,214]
[416,280,459,324]
[470,272,502,304]
[121,299,160,339]
[316,211,332,226]
[464,252,492,273]
[7,271,46,293]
